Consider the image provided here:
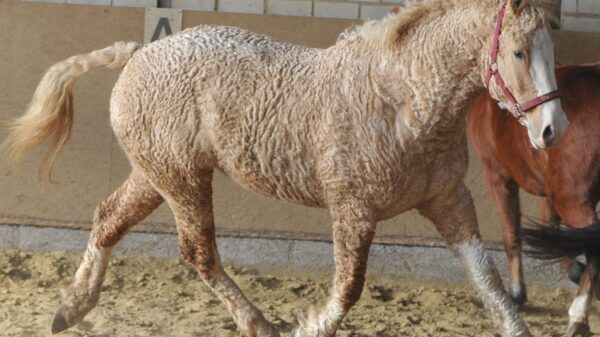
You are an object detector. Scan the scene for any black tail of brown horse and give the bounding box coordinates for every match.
[521,221,600,262]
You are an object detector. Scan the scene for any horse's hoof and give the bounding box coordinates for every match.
[51,306,71,334]
[569,261,586,285]
[567,322,591,337]
[510,288,528,307]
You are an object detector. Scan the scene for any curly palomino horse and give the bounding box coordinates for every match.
[469,62,600,337]
[3,0,566,336]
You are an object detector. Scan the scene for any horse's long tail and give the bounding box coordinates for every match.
[1,41,141,183]
[521,221,600,261]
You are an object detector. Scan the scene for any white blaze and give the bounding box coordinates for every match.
[530,29,557,98]
[526,28,568,148]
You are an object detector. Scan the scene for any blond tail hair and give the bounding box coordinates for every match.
[1,41,141,183]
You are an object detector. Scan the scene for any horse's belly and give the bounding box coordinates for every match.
[374,146,468,221]
[216,151,325,208]
[374,173,448,220]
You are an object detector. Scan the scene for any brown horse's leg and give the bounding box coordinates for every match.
[554,200,598,337]
[539,198,585,284]
[163,170,279,337]
[484,171,526,305]
[52,171,164,334]
[419,183,530,337]
[293,201,375,337]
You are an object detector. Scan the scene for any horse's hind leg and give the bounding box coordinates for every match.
[419,183,530,337]
[52,171,164,334]
[553,200,598,337]
[161,170,279,337]
[539,198,585,284]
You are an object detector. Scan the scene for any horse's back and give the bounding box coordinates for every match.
[545,63,600,199]
[109,25,326,206]
[550,63,600,155]
[557,63,600,107]
[110,24,307,150]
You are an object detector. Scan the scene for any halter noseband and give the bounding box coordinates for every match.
[484,2,561,124]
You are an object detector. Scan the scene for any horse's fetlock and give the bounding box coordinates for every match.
[510,289,527,307]
[60,284,98,310]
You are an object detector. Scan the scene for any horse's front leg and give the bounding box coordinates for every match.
[483,169,527,305]
[419,183,531,337]
[293,201,375,337]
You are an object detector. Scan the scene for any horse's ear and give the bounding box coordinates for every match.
[508,0,528,14]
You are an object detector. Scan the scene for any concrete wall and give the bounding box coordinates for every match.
[562,0,600,32]
[21,0,600,30]
[1,1,600,247]
[20,0,411,20]
[0,224,575,288]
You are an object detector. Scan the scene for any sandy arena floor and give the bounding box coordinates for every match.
[0,249,597,337]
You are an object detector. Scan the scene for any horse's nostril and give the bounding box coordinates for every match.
[542,125,555,143]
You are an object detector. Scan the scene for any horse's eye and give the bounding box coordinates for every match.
[513,51,526,60]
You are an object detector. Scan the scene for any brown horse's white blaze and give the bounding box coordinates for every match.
[3,1,561,337]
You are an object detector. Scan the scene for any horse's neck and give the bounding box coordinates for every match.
[373,6,493,130]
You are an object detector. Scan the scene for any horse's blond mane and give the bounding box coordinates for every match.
[338,0,555,49]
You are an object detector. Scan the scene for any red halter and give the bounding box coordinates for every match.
[484,3,561,123]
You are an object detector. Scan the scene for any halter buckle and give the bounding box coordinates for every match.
[512,104,527,122]
[489,62,498,74]
[514,102,522,114]
[511,107,527,126]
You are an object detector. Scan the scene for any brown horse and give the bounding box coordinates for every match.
[469,62,600,337]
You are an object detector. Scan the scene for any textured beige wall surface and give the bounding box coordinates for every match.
[1,1,599,246]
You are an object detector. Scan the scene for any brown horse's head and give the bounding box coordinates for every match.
[484,0,567,149]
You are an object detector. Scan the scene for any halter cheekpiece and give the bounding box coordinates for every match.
[484,2,561,123]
